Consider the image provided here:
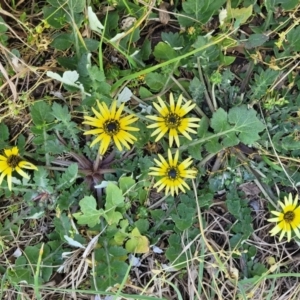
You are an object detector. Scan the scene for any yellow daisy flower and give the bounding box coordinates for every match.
[149,149,197,196]
[83,100,139,155]
[0,146,38,191]
[146,93,200,147]
[268,193,300,242]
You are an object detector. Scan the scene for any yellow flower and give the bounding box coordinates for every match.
[83,100,139,155]
[147,93,200,147]
[0,146,38,191]
[149,149,197,196]
[268,193,300,242]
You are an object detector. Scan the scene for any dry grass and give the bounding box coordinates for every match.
[1,1,300,300]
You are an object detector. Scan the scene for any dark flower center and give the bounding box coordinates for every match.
[168,167,178,180]
[165,113,181,128]
[104,120,120,135]
[7,155,21,168]
[284,211,295,223]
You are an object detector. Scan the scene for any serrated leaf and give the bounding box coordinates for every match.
[228,106,265,144]
[181,0,226,24]
[189,77,206,104]
[51,103,79,143]
[33,167,49,188]
[171,203,194,231]
[161,32,184,49]
[226,5,253,24]
[251,69,279,99]
[88,65,106,82]
[51,102,71,122]
[59,164,78,189]
[210,108,239,147]
[286,26,300,52]
[73,196,104,228]
[211,108,231,132]
[30,101,54,126]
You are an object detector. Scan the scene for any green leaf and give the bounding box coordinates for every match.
[33,167,50,188]
[181,0,226,24]
[171,203,194,231]
[153,42,178,61]
[105,183,125,209]
[211,108,231,132]
[140,38,151,61]
[226,5,253,25]
[265,0,298,11]
[104,211,123,225]
[58,164,78,190]
[83,38,99,51]
[119,177,135,194]
[211,108,239,147]
[88,65,106,82]
[251,69,279,99]
[53,213,72,239]
[52,102,80,143]
[30,101,54,126]
[94,261,128,290]
[8,256,35,284]
[139,86,153,99]
[145,72,166,92]
[188,143,203,160]
[52,102,71,122]
[161,32,184,49]
[189,77,206,104]
[220,53,236,66]
[228,106,265,144]
[197,191,214,208]
[135,219,149,234]
[125,227,149,253]
[165,234,189,269]
[0,123,9,141]
[0,16,8,33]
[244,34,269,49]
[43,6,66,29]
[248,262,267,277]
[67,0,85,13]
[47,0,85,13]
[51,33,73,50]
[73,196,105,228]
[286,26,300,52]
